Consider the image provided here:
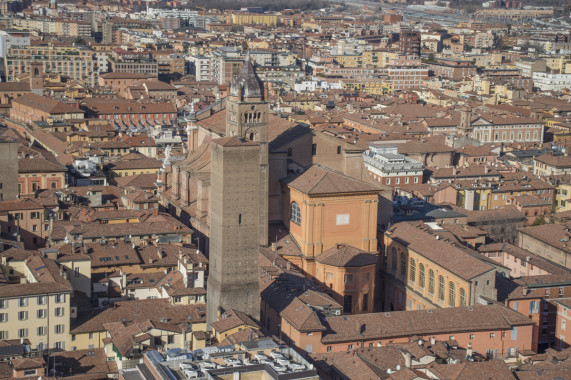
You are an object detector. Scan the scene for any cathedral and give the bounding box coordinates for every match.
[159,56,384,323]
[160,56,290,325]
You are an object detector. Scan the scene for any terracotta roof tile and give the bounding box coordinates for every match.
[284,165,381,195]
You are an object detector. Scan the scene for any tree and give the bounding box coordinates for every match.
[532,215,547,226]
[73,37,86,46]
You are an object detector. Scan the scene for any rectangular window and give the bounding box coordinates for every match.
[513,302,518,312]
[37,296,46,305]
[0,300,6,309]
[511,327,518,341]
[55,294,66,303]
[362,293,369,311]
[470,334,475,339]
[529,301,538,314]
[55,307,64,317]
[0,313,7,322]
[326,272,334,282]
[0,331,7,339]
[54,324,65,334]
[37,327,47,336]
[562,320,566,331]
[18,311,28,321]
[18,328,28,338]
[343,295,353,314]
[74,267,80,277]
[311,144,317,156]
[344,274,353,285]
[490,333,495,338]
[37,309,46,319]
[19,298,28,307]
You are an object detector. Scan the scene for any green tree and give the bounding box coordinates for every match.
[532,215,547,226]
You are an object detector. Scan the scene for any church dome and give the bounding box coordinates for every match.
[229,56,264,100]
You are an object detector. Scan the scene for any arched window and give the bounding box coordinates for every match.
[459,288,467,307]
[419,264,425,288]
[400,253,407,276]
[391,248,397,271]
[409,258,416,283]
[428,270,435,294]
[249,133,254,141]
[290,202,300,224]
[448,281,455,307]
[438,275,445,301]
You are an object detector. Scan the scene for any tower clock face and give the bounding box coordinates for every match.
[251,106,255,110]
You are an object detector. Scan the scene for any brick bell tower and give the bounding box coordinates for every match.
[225,53,269,247]
[207,54,267,325]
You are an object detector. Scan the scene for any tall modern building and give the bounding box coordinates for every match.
[206,57,268,325]
[399,30,421,56]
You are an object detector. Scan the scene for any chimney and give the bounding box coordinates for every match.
[430,337,436,345]
[522,286,529,295]
[484,166,489,174]
[452,167,457,176]
[286,261,291,270]
[271,242,277,252]
[466,342,473,358]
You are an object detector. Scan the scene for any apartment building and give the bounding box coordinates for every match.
[18,150,67,197]
[363,143,424,187]
[554,299,571,349]
[478,243,569,278]
[497,274,571,352]
[230,13,278,26]
[518,223,571,269]
[70,298,206,352]
[4,44,96,86]
[533,72,571,92]
[188,55,211,82]
[0,250,72,351]
[0,30,30,59]
[534,153,571,177]
[0,199,57,249]
[108,49,158,76]
[210,48,244,85]
[383,56,428,91]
